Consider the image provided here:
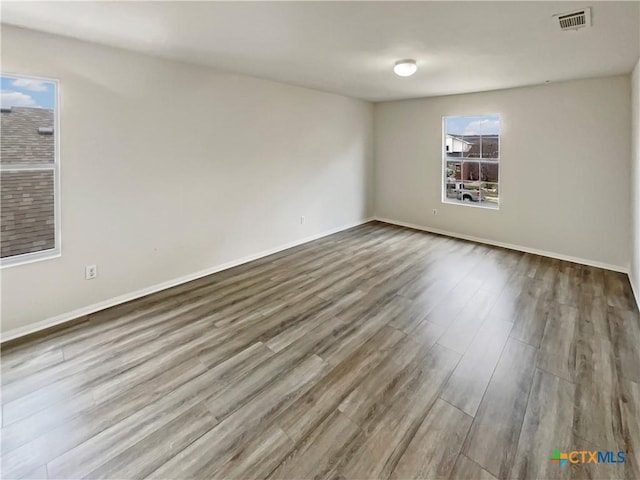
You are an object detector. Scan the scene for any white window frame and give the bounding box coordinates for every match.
[441,114,501,211]
[1,73,61,268]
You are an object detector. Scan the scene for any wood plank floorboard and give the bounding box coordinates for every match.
[463,337,539,479]
[440,315,512,416]
[537,303,578,382]
[509,369,575,480]
[390,398,472,479]
[450,454,499,480]
[1,221,638,479]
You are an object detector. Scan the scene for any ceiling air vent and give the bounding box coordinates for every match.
[554,8,591,31]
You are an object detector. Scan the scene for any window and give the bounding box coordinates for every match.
[1,74,60,266]
[443,114,500,209]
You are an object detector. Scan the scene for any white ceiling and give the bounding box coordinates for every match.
[2,1,639,102]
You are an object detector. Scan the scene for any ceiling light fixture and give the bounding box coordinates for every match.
[394,59,417,77]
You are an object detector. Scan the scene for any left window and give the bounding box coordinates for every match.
[1,74,60,266]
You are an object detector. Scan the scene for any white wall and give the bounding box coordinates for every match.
[374,76,631,270]
[0,26,374,337]
[631,58,640,306]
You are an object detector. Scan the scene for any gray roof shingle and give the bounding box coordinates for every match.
[1,107,54,165]
[1,107,56,258]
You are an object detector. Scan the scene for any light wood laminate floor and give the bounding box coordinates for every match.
[2,221,639,480]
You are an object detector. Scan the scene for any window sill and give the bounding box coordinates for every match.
[442,199,500,210]
[1,248,61,268]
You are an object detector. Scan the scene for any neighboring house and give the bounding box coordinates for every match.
[446,134,499,159]
[1,106,55,258]
[448,160,499,183]
[466,134,499,158]
[445,134,472,156]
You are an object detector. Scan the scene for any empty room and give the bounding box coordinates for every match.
[1,1,639,479]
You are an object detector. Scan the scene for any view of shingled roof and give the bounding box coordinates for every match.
[1,106,56,259]
[1,107,54,164]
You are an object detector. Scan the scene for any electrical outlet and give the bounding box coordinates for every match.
[85,265,97,280]
[300,216,305,224]
[432,209,438,216]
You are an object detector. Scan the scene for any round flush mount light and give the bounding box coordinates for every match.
[394,59,417,77]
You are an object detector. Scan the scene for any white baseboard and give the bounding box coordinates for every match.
[629,272,640,312]
[1,217,374,343]
[375,216,629,274]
